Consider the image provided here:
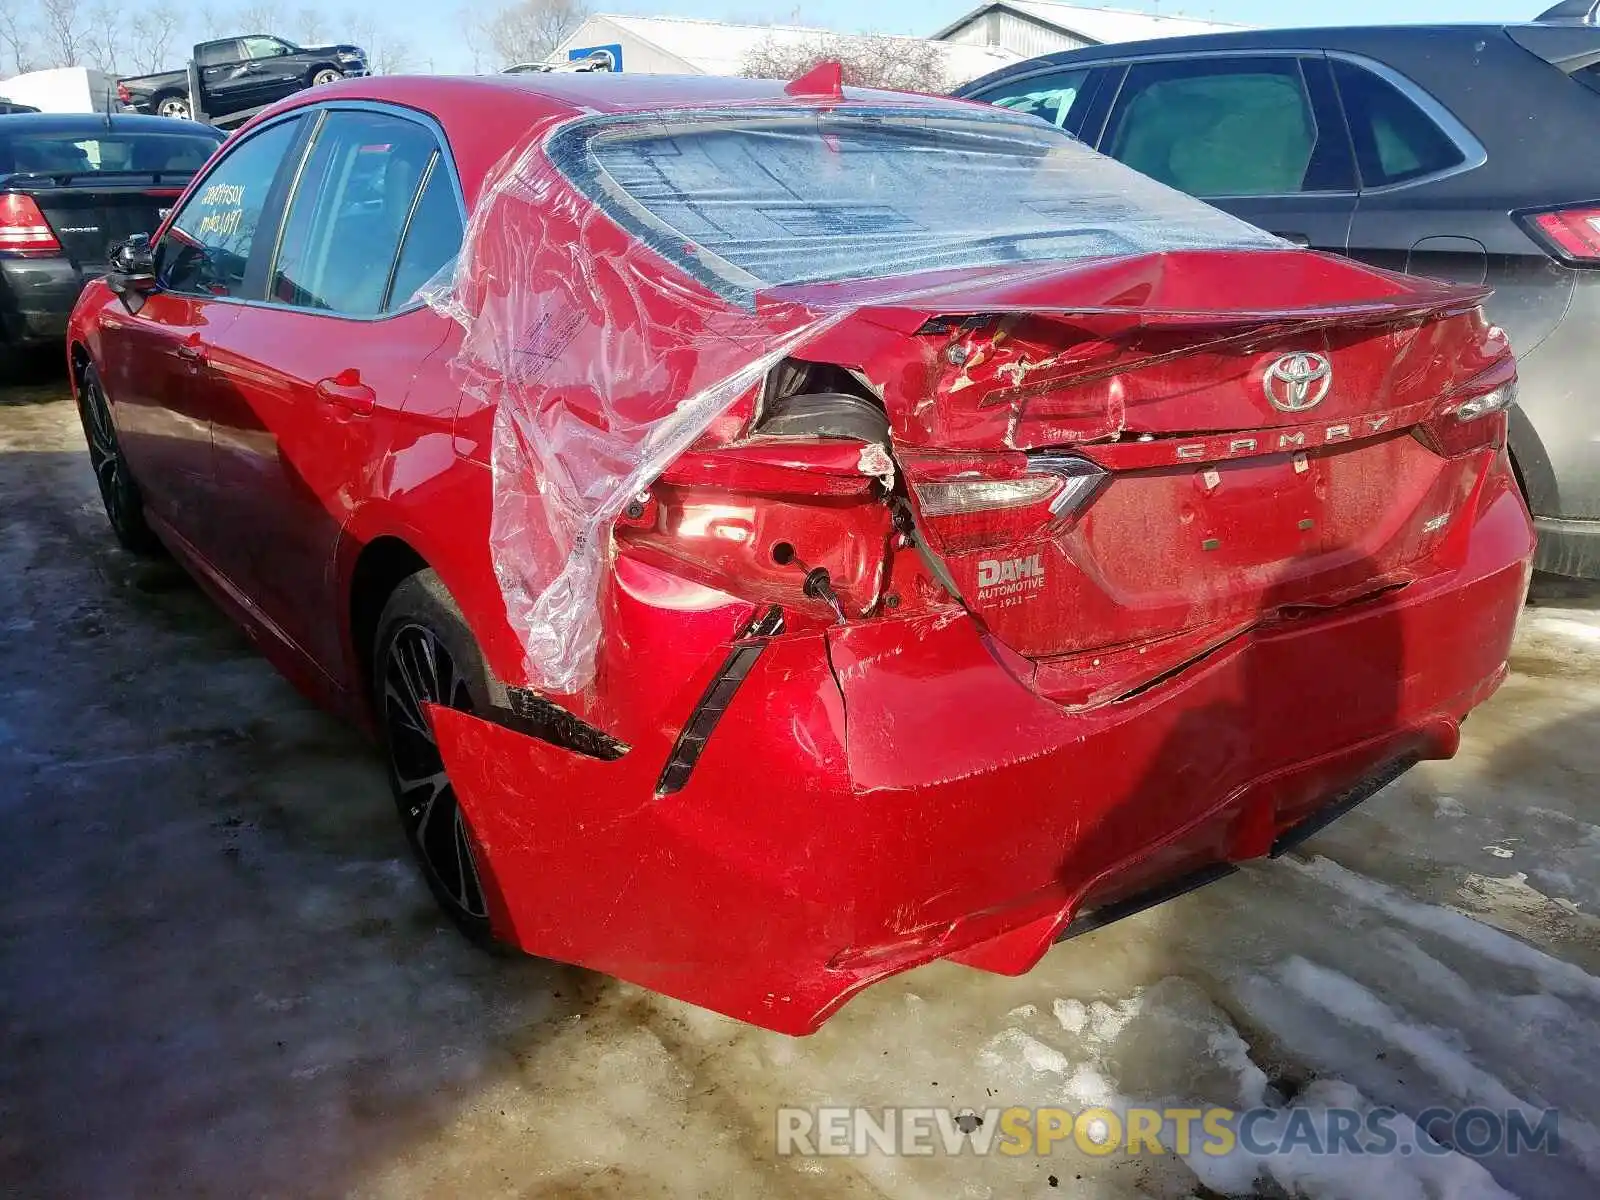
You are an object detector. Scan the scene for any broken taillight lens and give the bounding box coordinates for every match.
[1415,379,1516,458]
[910,454,1106,553]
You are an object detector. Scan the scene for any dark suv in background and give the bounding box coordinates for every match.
[958,5,1600,578]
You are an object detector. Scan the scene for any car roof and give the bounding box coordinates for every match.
[956,22,1554,90]
[0,111,224,137]
[287,71,983,125]
[252,73,999,200]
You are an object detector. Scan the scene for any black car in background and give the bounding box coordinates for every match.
[957,6,1600,579]
[118,35,369,124]
[0,113,223,359]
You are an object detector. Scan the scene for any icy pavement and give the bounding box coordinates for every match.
[2,367,1597,1199]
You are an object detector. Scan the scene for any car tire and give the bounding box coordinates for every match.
[76,363,162,556]
[155,94,190,119]
[311,68,342,86]
[372,571,502,950]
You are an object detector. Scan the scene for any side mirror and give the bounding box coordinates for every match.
[106,234,158,312]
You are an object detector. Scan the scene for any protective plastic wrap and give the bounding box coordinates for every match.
[422,101,1282,693]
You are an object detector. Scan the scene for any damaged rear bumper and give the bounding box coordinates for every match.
[432,486,1533,1035]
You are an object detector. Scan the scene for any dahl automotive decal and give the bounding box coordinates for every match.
[977,554,1046,605]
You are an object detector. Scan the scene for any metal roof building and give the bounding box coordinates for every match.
[933,2,1247,59]
[547,14,1021,86]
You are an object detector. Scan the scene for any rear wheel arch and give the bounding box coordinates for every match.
[348,535,431,706]
[1506,401,1559,516]
[69,341,90,384]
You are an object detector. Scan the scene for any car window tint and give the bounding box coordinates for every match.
[270,111,437,316]
[241,37,286,59]
[1332,60,1464,188]
[0,131,219,174]
[196,41,239,66]
[1106,58,1320,197]
[979,69,1091,131]
[387,160,463,308]
[160,117,301,298]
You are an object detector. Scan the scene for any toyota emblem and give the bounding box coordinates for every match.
[1263,352,1333,413]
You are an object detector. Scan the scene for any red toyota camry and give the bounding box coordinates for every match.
[68,70,1534,1034]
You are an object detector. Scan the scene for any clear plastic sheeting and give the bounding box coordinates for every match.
[422,102,1282,694]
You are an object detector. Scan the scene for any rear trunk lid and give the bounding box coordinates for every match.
[13,171,186,269]
[786,250,1513,685]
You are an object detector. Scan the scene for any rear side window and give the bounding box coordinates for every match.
[1104,58,1323,197]
[0,131,219,174]
[978,69,1092,131]
[196,41,240,67]
[270,110,444,316]
[1331,60,1465,188]
[387,162,464,306]
[160,116,302,298]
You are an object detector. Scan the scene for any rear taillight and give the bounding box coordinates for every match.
[911,455,1107,553]
[1520,205,1600,264]
[0,194,61,253]
[1416,378,1517,458]
[117,82,131,104]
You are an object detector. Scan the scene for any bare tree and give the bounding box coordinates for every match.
[236,0,285,35]
[127,1,182,74]
[83,0,123,73]
[459,3,486,73]
[485,0,587,69]
[370,33,412,74]
[343,13,412,75]
[39,0,87,66]
[197,5,233,40]
[296,5,325,46]
[742,33,950,94]
[0,0,38,74]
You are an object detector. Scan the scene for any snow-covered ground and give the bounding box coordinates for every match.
[3,370,1597,1199]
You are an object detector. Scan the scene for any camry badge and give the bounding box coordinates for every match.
[1263,352,1333,413]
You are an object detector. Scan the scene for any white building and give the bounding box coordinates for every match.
[0,67,118,114]
[934,2,1246,59]
[547,14,1021,87]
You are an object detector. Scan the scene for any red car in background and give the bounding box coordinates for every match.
[68,71,1533,1034]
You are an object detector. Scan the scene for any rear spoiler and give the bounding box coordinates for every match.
[0,169,195,191]
[1536,0,1598,24]
[1514,10,1600,74]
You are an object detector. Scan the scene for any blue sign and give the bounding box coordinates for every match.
[568,43,622,72]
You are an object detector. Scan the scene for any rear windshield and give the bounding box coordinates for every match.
[0,131,220,176]
[561,108,1278,300]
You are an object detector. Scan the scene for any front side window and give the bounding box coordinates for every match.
[1104,58,1322,198]
[159,116,302,297]
[270,110,446,316]
[979,69,1092,131]
[559,107,1276,302]
[241,36,291,60]
[1331,60,1465,188]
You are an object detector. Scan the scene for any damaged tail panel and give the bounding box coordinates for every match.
[430,244,1532,1034]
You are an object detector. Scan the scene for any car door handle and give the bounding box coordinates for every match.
[1276,231,1312,247]
[175,335,206,364]
[315,370,376,415]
